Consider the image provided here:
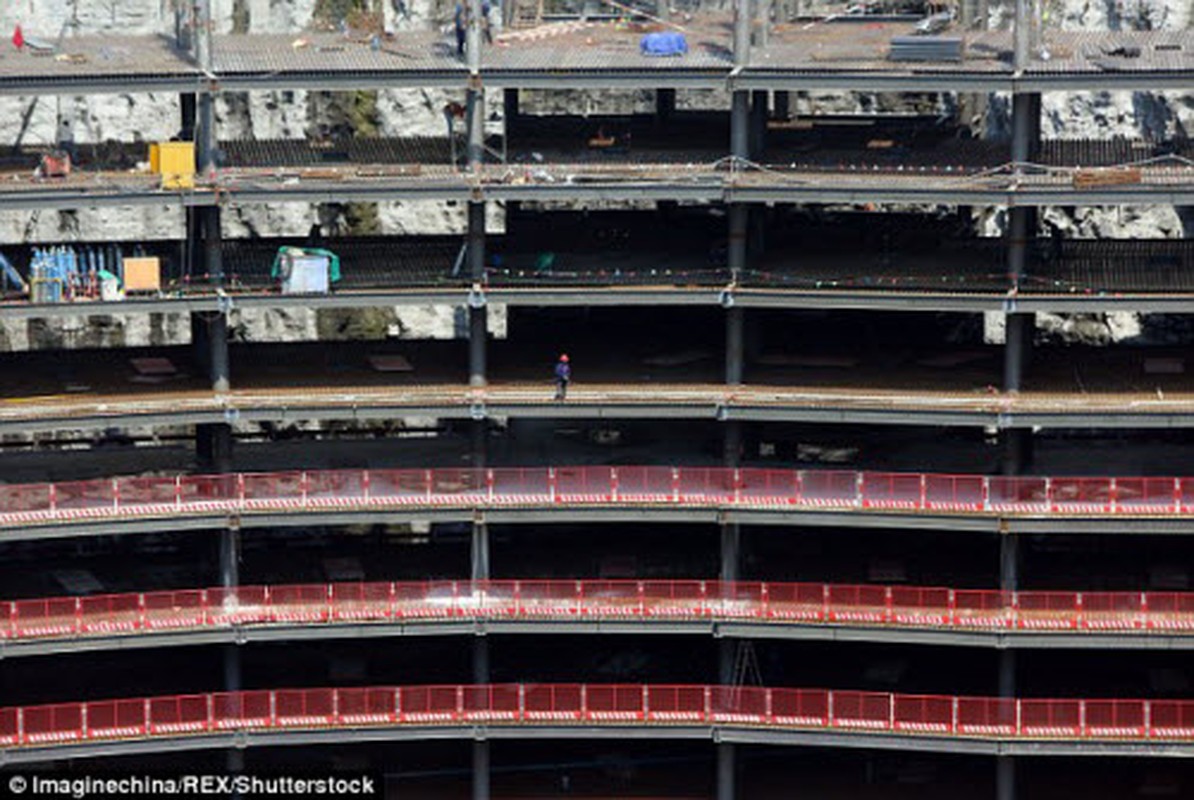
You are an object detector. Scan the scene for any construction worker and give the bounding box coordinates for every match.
[454,2,466,55]
[554,354,571,401]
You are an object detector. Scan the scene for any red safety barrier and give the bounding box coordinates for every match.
[14,580,1194,643]
[11,466,1194,527]
[8,684,1194,750]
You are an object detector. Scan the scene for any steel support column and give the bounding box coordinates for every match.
[717,522,740,800]
[209,311,230,393]
[997,530,1018,800]
[726,307,745,386]
[468,199,487,389]
[717,742,735,800]
[220,519,242,774]
[656,88,676,124]
[471,515,490,800]
[749,91,768,159]
[773,91,790,121]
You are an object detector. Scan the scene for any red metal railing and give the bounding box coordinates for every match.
[2,467,1194,528]
[4,684,1194,749]
[8,580,1194,643]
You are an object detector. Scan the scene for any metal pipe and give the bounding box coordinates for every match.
[471,522,490,582]
[1013,0,1030,71]
[202,207,223,284]
[467,0,483,73]
[733,0,750,67]
[717,743,735,800]
[725,307,744,385]
[209,310,230,393]
[467,90,485,171]
[996,757,1015,800]
[468,202,487,388]
[1003,312,1029,393]
[473,740,490,800]
[731,92,750,161]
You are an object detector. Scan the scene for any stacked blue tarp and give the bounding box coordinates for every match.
[640,31,688,56]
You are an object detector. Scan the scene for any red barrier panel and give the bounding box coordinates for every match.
[586,685,644,720]
[275,689,334,727]
[1081,592,1144,630]
[613,467,673,501]
[489,467,551,502]
[516,581,577,617]
[832,691,891,730]
[1084,700,1145,736]
[955,697,1016,736]
[555,466,613,502]
[23,703,83,743]
[54,479,114,512]
[330,582,393,622]
[178,474,239,505]
[889,586,952,626]
[1114,478,1177,512]
[270,585,330,623]
[523,684,582,721]
[17,686,1194,749]
[0,482,52,514]
[367,469,430,502]
[306,470,367,502]
[0,707,17,746]
[860,472,923,510]
[1180,478,1194,513]
[1019,699,1081,737]
[676,467,733,502]
[578,580,642,617]
[86,698,147,739]
[148,694,209,734]
[764,583,826,621]
[647,685,706,722]
[400,686,459,723]
[336,688,395,724]
[13,596,78,638]
[800,471,858,507]
[141,590,206,630]
[710,685,767,723]
[924,474,985,511]
[79,593,142,634]
[642,580,706,616]
[987,477,1048,511]
[115,476,178,511]
[1050,478,1112,512]
[827,584,887,623]
[893,694,953,733]
[771,688,828,726]
[463,685,521,721]
[212,690,272,729]
[1016,592,1080,630]
[206,586,269,626]
[738,469,799,505]
[242,471,304,508]
[14,466,1194,526]
[18,579,1194,644]
[1149,700,1194,737]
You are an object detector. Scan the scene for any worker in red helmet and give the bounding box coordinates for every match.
[554,353,571,401]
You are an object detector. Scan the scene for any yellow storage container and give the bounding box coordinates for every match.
[150,141,196,190]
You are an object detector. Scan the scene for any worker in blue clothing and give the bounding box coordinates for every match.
[454,2,466,55]
[554,354,571,401]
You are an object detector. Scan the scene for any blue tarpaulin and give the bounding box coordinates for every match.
[640,31,687,56]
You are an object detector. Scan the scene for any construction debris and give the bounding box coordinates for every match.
[1072,167,1143,189]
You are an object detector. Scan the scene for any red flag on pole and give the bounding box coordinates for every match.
[12,25,24,50]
